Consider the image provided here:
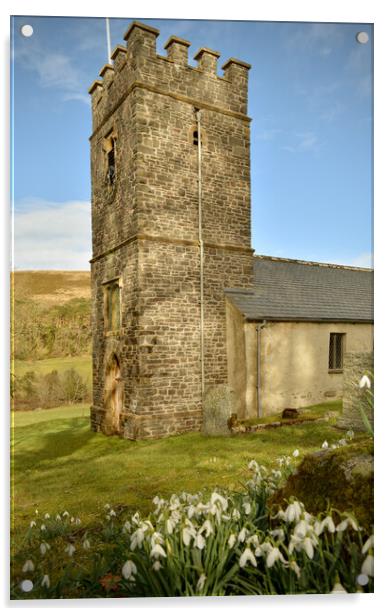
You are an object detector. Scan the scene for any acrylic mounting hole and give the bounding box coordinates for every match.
[356,31,369,44]
[21,24,34,37]
[20,579,34,592]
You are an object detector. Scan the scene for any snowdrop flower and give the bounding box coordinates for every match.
[150,544,167,559]
[40,524,46,531]
[338,439,347,447]
[255,541,273,557]
[286,501,302,523]
[55,514,61,521]
[130,528,145,550]
[361,554,374,577]
[182,526,195,546]
[195,533,206,550]
[302,537,315,559]
[122,560,137,581]
[331,580,347,593]
[187,505,196,519]
[314,516,335,536]
[270,528,285,541]
[266,547,286,568]
[196,573,207,592]
[228,534,236,549]
[362,535,374,554]
[20,580,33,593]
[359,375,371,389]
[166,518,175,535]
[243,502,251,515]
[104,503,111,510]
[30,520,36,528]
[40,542,50,555]
[22,560,35,573]
[336,516,358,533]
[238,527,248,543]
[44,513,50,520]
[289,561,301,578]
[199,519,213,537]
[152,560,162,571]
[75,517,81,525]
[41,575,50,589]
[131,512,140,525]
[248,460,259,473]
[248,534,260,548]
[123,520,131,533]
[210,492,228,511]
[322,441,329,449]
[232,508,241,521]
[83,539,91,550]
[239,547,257,568]
[65,544,76,557]
[62,511,69,518]
[292,449,300,458]
[294,519,310,539]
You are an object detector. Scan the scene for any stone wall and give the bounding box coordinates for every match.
[337,351,374,432]
[89,21,253,439]
[226,315,374,418]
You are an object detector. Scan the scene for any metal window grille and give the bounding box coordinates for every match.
[329,333,344,369]
[193,130,199,146]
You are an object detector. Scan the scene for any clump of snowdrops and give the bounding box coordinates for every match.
[12,449,373,598]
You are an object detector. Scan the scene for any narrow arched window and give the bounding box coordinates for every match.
[193,129,199,146]
[107,137,116,185]
[103,131,117,185]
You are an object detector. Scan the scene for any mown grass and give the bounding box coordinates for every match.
[11,402,358,547]
[242,399,342,426]
[13,355,92,384]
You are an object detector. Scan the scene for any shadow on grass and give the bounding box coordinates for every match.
[12,418,97,470]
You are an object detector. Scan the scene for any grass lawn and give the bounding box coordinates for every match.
[242,400,342,426]
[13,355,92,384]
[11,402,360,546]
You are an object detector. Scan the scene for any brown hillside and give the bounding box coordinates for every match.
[12,271,91,306]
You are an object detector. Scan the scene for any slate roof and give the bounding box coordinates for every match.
[225,255,373,323]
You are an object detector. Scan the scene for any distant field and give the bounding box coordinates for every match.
[12,270,90,306]
[11,401,362,544]
[12,270,91,361]
[13,355,92,383]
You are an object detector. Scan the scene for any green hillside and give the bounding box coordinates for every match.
[11,271,92,410]
[11,270,91,360]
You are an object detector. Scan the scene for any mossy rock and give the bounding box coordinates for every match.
[269,440,373,531]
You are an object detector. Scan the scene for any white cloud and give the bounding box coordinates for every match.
[348,252,373,268]
[13,200,91,270]
[285,23,344,56]
[256,128,282,142]
[15,42,90,105]
[282,131,321,153]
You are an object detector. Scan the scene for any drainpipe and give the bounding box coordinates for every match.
[256,320,267,417]
[195,108,205,399]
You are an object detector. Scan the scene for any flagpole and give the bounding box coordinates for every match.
[105,17,113,65]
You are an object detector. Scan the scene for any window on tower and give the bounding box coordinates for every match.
[103,278,121,333]
[103,131,117,186]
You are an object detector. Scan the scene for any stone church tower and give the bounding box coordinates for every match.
[89,21,253,439]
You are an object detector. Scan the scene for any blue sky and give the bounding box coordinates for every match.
[11,16,373,270]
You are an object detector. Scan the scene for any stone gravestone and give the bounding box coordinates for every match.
[203,385,234,435]
[337,351,374,432]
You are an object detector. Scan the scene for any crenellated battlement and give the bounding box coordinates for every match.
[89,21,251,133]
